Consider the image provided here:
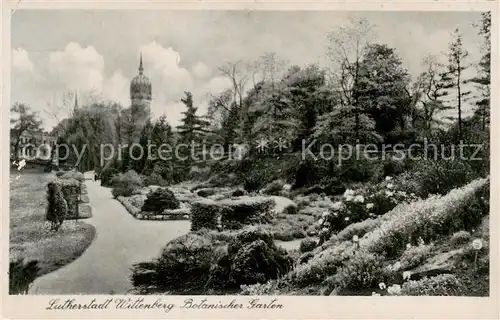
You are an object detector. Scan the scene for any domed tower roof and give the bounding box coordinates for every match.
[130,53,152,101]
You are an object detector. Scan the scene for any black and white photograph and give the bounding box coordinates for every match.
[5,4,495,310]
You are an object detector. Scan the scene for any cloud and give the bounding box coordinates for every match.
[12,48,33,72]
[103,70,129,107]
[191,61,212,79]
[49,42,105,92]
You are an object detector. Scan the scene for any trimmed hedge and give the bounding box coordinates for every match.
[190,200,220,231]
[46,180,68,231]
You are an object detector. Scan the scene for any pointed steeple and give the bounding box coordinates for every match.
[139,52,144,75]
[74,91,78,112]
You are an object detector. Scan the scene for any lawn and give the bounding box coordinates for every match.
[9,169,96,277]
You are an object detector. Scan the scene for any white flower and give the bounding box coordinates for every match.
[344,195,354,202]
[352,235,359,242]
[387,183,394,189]
[403,271,412,280]
[331,201,343,211]
[372,292,381,296]
[472,238,483,250]
[344,217,350,221]
[322,211,329,218]
[321,227,329,233]
[387,284,401,295]
[385,176,392,181]
[406,243,412,249]
[397,191,407,197]
[343,189,355,197]
[366,203,374,210]
[354,195,365,203]
[318,218,324,225]
[379,282,386,290]
[385,190,394,197]
[283,184,292,191]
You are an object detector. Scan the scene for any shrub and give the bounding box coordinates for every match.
[299,238,317,253]
[410,159,477,197]
[332,250,386,292]
[216,227,293,288]
[262,180,286,195]
[58,178,81,219]
[401,274,467,296]
[9,259,40,294]
[219,197,274,230]
[143,173,169,187]
[141,188,180,213]
[190,200,220,231]
[131,232,226,294]
[361,178,488,258]
[110,170,143,198]
[55,171,65,178]
[450,231,472,247]
[100,162,120,187]
[290,241,354,286]
[336,218,381,243]
[398,243,433,270]
[46,180,68,231]
[243,171,267,192]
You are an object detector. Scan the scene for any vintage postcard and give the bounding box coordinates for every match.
[2,0,499,319]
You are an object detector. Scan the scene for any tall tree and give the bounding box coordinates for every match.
[10,103,42,160]
[415,55,452,139]
[355,44,412,140]
[326,16,375,140]
[441,27,471,140]
[471,12,491,130]
[177,92,211,144]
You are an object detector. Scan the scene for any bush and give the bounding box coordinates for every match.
[110,170,143,198]
[9,259,40,294]
[336,218,382,243]
[219,197,274,230]
[450,231,472,247]
[410,159,478,197]
[46,180,68,231]
[398,243,433,270]
[243,171,267,192]
[332,250,386,292]
[58,178,81,219]
[214,227,293,288]
[100,162,120,187]
[143,173,169,187]
[401,274,467,296]
[262,180,285,195]
[190,200,220,231]
[290,241,354,287]
[131,232,226,294]
[299,238,317,253]
[141,188,180,213]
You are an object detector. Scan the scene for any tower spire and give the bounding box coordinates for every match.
[74,91,78,112]
[139,52,144,75]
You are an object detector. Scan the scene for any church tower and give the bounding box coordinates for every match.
[130,53,152,129]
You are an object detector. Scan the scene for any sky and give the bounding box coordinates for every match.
[11,10,486,130]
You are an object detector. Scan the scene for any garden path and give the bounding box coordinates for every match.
[29,177,190,294]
